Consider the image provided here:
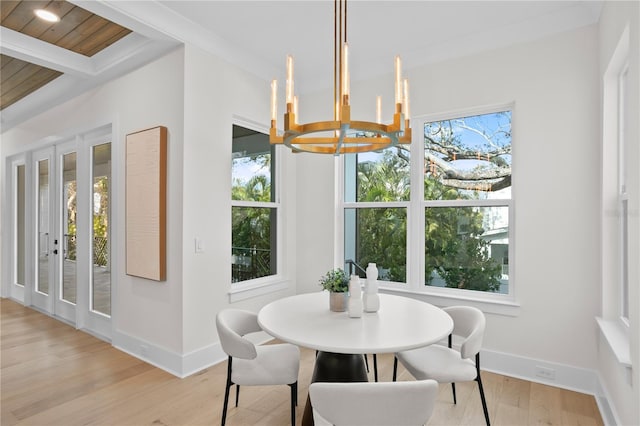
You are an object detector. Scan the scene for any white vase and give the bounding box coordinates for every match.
[366,263,378,281]
[348,275,363,318]
[364,263,380,313]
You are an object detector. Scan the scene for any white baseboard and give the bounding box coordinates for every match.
[594,372,621,426]
[112,330,273,378]
[481,348,615,426]
[112,330,187,377]
[481,348,598,394]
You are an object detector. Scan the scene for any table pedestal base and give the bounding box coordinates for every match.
[302,352,368,426]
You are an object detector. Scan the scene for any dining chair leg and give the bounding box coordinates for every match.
[392,356,398,382]
[476,354,490,426]
[222,383,231,426]
[221,357,233,426]
[476,376,490,426]
[235,384,240,407]
[373,354,378,382]
[289,382,298,426]
[448,333,457,404]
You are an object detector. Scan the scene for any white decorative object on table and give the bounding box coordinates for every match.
[348,275,363,318]
[364,263,380,313]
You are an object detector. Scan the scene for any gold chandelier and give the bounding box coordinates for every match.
[269,0,411,155]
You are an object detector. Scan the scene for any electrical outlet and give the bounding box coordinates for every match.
[535,365,555,380]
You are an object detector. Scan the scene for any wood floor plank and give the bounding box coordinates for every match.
[1,299,604,426]
[528,381,564,425]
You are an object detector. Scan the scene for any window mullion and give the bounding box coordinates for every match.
[410,120,425,290]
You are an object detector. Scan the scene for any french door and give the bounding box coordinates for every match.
[26,135,112,338]
[31,146,56,314]
[8,157,27,302]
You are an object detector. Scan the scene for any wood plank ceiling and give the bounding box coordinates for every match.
[0,0,132,110]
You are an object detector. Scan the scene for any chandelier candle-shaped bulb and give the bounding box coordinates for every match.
[293,96,299,118]
[376,96,382,124]
[342,43,350,104]
[286,55,294,105]
[395,56,403,107]
[403,79,410,121]
[270,79,278,122]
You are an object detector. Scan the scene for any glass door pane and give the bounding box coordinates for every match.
[15,164,26,287]
[92,143,111,316]
[37,159,50,295]
[62,152,77,304]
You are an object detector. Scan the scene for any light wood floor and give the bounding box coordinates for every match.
[1,298,604,426]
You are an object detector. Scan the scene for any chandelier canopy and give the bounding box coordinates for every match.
[269,0,411,155]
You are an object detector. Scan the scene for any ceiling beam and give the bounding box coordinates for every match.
[0,27,94,77]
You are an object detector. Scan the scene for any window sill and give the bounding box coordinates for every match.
[379,286,520,316]
[596,317,631,367]
[228,277,290,303]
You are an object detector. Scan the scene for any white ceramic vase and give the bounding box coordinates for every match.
[364,263,380,313]
[348,275,363,318]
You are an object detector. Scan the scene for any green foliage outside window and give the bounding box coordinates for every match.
[424,206,501,292]
[353,150,408,282]
[92,176,109,267]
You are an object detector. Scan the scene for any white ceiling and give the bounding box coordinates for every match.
[0,0,603,132]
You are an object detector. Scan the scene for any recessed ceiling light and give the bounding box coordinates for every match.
[34,9,60,23]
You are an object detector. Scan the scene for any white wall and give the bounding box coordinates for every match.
[597,2,639,425]
[1,48,187,355]
[294,153,337,294]
[297,25,602,371]
[180,44,297,358]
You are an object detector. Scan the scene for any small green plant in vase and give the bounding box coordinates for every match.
[319,268,349,312]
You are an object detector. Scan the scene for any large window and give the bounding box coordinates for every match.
[618,64,629,323]
[231,125,278,283]
[343,107,513,300]
[598,30,631,365]
[424,111,512,295]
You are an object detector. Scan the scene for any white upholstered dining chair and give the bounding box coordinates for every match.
[393,305,491,426]
[309,379,439,426]
[216,309,300,426]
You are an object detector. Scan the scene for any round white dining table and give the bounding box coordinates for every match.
[258,291,453,426]
[258,292,453,354]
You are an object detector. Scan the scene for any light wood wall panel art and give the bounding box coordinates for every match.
[126,126,167,281]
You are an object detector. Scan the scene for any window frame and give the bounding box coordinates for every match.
[229,119,286,301]
[338,103,518,314]
[597,27,632,369]
[617,63,630,326]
